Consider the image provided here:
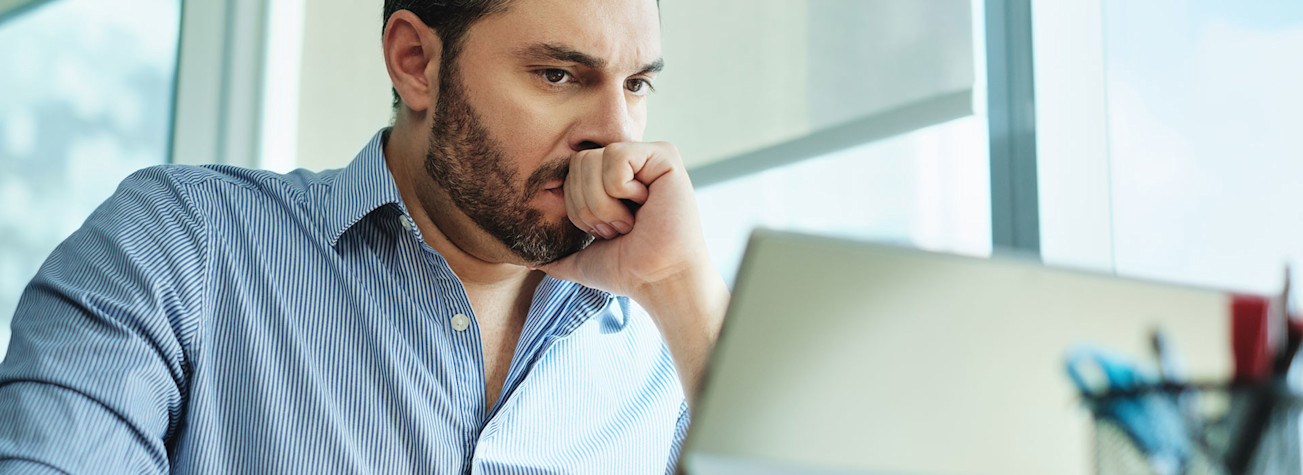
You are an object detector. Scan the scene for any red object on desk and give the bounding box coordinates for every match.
[1232,295,1272,382]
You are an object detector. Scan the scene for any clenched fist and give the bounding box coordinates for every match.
[539,141,729,400]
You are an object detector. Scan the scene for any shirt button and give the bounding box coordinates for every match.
[451,313,470,332]
[399,215,414,231]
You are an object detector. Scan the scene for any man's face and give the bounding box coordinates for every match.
[422,0,663,265]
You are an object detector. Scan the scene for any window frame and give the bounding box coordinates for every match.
[169,0,269,168]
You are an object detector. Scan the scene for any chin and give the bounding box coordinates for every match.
[511,227,593,267]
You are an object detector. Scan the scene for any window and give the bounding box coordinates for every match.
[697,116,992,283]
[0,0,181,352]
[1104,0,1303,293]
[691,0,992,283]
[1036,0,1303,295]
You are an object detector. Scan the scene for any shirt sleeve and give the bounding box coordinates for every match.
[0,166,208,474]
[665,400,691,475]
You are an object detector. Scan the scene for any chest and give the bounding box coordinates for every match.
[468,294,527,401]
[195,226,685,469]
[186,285,685,474]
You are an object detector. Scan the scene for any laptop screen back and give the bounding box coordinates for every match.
[681,230,1231,475]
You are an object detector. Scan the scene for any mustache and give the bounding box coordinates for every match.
[523,157,572,196]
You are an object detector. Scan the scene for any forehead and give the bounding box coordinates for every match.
[466,0,662,70]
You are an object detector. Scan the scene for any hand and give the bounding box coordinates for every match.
[540,141,710,299]
[538,141,729,400]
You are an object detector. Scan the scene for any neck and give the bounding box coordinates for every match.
[384,119,540,291]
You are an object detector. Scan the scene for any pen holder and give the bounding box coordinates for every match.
[1086,383,1303,475]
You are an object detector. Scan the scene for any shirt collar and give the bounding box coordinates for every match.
[324,128,404,247]
[324,127,617,324]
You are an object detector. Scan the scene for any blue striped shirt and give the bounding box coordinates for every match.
[0,129,689,474]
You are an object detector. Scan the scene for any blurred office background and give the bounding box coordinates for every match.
[1,0,1301,381]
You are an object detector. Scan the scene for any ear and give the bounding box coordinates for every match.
[383,10,443,113]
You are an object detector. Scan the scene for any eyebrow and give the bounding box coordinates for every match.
[515,42,664,75]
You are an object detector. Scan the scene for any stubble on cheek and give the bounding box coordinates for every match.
[422,69,593,265]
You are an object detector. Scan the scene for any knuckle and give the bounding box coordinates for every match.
[602,171,626,191]
[573,148,598,164]
[605,142,628,155]
[601,154,628,176]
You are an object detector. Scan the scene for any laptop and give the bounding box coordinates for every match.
[678,229,1233,475]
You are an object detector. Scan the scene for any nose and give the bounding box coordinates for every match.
[568,85,637,152]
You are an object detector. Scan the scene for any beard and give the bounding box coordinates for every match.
[422,65,593,265]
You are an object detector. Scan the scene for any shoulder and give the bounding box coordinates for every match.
[107,165,351,235]
[126,164,342,202]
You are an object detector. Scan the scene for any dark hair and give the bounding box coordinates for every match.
[384,0,660,110]
[383,0,513,109]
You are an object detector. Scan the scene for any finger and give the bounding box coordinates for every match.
[571,151,617,239]
[537,252,580,285]
[602,150,651,205]
[565,152,600,238]
[537,239,615,291]
[580,152,636,237]
[631,142,681,185]
[565,157,591,232]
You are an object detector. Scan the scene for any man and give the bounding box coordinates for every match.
[0,0,729,472]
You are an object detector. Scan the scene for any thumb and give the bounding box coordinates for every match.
[537,252,584,285]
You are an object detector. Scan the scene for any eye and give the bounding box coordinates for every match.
[539,69,573,85]
[626,78,655,96]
